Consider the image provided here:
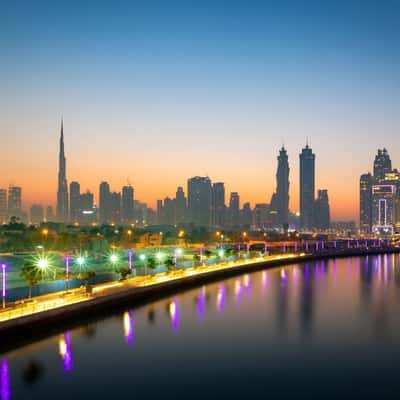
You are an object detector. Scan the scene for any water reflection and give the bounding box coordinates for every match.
[169,299,179,333]
[59,332,73,372]
[216,284,226,313]
[0,359,11,400]
[197,287,206,321]
[234,279,242,306]
[123,310,134,347]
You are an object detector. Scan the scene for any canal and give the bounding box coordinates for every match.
[1,254,400,398]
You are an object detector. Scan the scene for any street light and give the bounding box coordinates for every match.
[65,256,70,291]
[156,252,164,261]
[110,254,119,264]
[2,263,6,308]
[76,256,86,267]
[139,254,146,261]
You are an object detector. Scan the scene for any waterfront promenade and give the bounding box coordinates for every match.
[0,242,399,342]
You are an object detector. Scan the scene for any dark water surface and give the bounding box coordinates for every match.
[2,255,400,399]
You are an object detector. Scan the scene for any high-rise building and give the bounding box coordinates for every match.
[99,182,111,224]
[212,182,225,227]
[79,191,97,225]
[156,199,164,224]
[109,192,121,224]
[121,185,134,224]
[175,186,187,224]
[163,197,175,225]
[228,192,240,227]
[30,204,44,225]
[187,176,212,226]
[299,144,315,229]
[240,202,253,228]
[360,173,373,233]
[56,119,69,222]
[271,147,290,226]
[70,181,81,223]
[314,189,330,230]
[0,189,7,223]
[371,184,397,235]
[253,203,270,229]
[373,148,392,181]
[8,186,22,219]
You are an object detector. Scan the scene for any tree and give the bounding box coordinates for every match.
[20,262,40,298]
[165,256,175,272]
[77,271,96,293]
[146,256,156,273]
[116,267,130,280]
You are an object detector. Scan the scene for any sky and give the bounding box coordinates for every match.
[1,0,399,220]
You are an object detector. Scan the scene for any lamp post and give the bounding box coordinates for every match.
[2,263,6,309]
[128,250,133,273]
[65,256,70,291]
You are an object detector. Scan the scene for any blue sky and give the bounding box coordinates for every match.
[1,0,399,219]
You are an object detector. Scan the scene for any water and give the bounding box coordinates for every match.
[2,254,400,399]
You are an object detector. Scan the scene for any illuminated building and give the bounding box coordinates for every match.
[360,173,373,233]
[99,181,111,224]
[371,184,397,236]
[373,148,392,181]
[299,143,315,229]
[187,176,212,226]
[253,203,270,229]
[56,118,69,222]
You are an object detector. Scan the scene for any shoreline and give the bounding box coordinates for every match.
[0,247,399,353]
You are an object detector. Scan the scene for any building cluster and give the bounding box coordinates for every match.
[360,149,400,236]
[1,121,332,231]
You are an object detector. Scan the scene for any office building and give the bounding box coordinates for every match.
[0,189,7,223]
[121,185,134,224]
[314,189,330,230]
[360,173,373,233]
[70,181,81,223]
[187,176,212,226]
[212,182,225,227]
[299,144,315,229]
[371,184,397,235]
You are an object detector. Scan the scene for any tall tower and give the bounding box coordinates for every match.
[187,176,212,226]
[275,146,290,226]
[299,143,315,229]
[373,148,392,182]
[56,119,69,222]
[360,173,373,233]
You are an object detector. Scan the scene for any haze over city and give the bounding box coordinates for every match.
[2,1,400,220]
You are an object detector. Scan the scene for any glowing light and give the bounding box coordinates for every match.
[76,256,85,266]
[37,257,49,269]
[42,228,48,236]
[139,254,146,261]
[1,264,6,303]
[175,248,183,255]
[123,310,134,346]
[0,359,11,400]
[197,287,206,321]
[59,332,73,372]
[217,284,226,313]
[110,254,118,264]
[169,299,179,332]
[156,252,163,261]
[218,250,224,257]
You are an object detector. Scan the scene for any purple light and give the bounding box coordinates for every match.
[2,264,6,298]
[305,241,309,252]
[264,243,268,254]
[197,288,206,321]
[123,310,134,346]
[0,359,11,400]
[243,274,251,295]
[334,241,337,248]
[235,279,243,305]
[283,243,286,253]
[169,299,179,333]
[59,332,73,372]
[64,257,69,291]
[217,284,226,313]
[316,241,319,251]
[128,250,133,271]
[294,242,298,252]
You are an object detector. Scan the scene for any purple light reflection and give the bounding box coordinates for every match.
[197,287,206,321]
[217,284,226,313]
[123,310,134,346]
[169,299,179,333]
[59,332,73,372]
[0,359,11,400]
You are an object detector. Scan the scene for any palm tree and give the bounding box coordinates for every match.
[20,262,39,299]
[165,256,175,272]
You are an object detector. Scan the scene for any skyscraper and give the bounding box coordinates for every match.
[175,186,187,224]
[212,182,225,227]
[109,192,121,224]
[56,119,69,222]
[299,144,315,229]
[121,185,134,224]
[70,181,81,223]
[228,192,240,227]
[99,182,111,224]
[0,189,7,223]
[360,173,373,233]
[314,189,330,230]
[373,148,392,181]
[30,204,44,225]
[187,176,212,226]
[371,184,397,235]
[270,146,290,227]
[8,186,22,219]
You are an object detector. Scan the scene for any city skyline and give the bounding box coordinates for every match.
[0,120,397,222]
[2,1,400,221]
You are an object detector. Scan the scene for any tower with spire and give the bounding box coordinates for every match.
[56,118,69,222]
